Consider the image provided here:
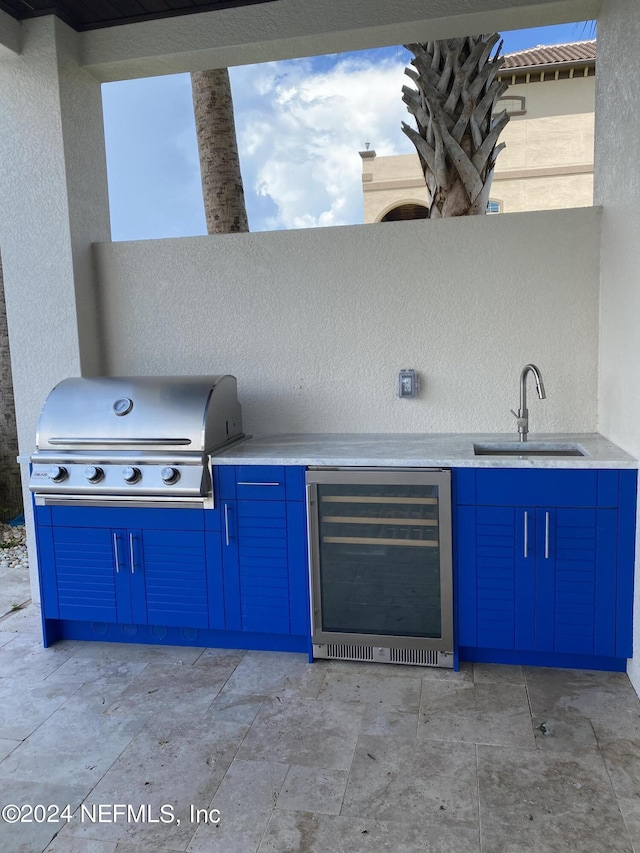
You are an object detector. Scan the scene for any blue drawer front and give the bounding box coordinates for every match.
[475,469,600,507]
[216,466,305,502]
[235,466,287,501]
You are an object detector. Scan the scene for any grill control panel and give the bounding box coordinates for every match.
[29,458,208,497]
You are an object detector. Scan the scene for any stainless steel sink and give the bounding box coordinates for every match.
[473,442,587,457]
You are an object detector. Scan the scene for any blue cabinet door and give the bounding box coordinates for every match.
[134,528,209,629]
[217,464,309,639]
[464,504,534,651]
[535,507,618,657]
[45,526,131,623]
[222,498,291,634]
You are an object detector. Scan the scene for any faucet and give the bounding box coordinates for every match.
[510,364,546,442]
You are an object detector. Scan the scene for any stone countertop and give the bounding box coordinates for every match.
[213,433,638,469]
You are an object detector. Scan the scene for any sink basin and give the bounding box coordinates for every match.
[473,442,587,458]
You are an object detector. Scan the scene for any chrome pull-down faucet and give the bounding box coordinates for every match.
[510,364,546,442]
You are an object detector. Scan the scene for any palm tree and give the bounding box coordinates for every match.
[401,35,509,217]
[0,256,21,518]
[191,69,249,234]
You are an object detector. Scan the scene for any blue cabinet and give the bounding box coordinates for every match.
[456,468,636,671]
[216,465,309,642]
[35,468,309,654]
[36,506,214,644]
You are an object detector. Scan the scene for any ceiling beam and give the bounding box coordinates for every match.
[80,0,603,82]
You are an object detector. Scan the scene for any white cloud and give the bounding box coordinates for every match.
[229,51,416,231]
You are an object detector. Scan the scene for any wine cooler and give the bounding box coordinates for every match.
[306,468,454,668]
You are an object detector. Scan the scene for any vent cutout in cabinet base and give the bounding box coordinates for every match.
[313,644,453,669]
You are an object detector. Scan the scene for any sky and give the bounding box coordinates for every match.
[101,21,594,241]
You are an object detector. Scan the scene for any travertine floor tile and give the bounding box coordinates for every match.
[359,705,418,738]
[531,712,599,752]
[276,766,348,815]
[0,634,74,681]
[0,780,86,853]
[525,666,640,718]
[599,736,640,799]
[0,708,143,787]
[419,681,536,747]
[342,734,478,825]
[318,666,422,712]
[473,663,524,685]
[188,758,288,852]
[59,717,247,849]
[238,696,363,770]
[259,809,481,853]
[478,743,631,851]
[221,651,326,699]
[103,661,229,719]
[0,678,73,740]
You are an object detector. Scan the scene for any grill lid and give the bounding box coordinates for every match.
[35,375,243,454]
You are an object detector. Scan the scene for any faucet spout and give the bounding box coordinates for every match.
[511,364,546,441]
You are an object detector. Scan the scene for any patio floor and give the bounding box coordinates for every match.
[0,592,640,852]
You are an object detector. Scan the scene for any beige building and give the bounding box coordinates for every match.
[361,40,596,221]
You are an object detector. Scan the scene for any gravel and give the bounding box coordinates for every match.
[0,523,28,571]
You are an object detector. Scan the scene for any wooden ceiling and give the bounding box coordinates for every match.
[0,0,279,32]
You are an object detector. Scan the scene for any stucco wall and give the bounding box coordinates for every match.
[95,207,600,435]
[595,0,640,691]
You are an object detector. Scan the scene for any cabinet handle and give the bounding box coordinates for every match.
[129,532,136,573]
[113,533,120,573]
[236,481,281,487]
[523,511,528,558]
[224,503,230,546]
[545,512,550,559]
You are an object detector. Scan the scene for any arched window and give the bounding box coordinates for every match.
[380,203,428,222]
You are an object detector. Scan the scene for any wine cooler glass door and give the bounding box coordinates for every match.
[307,469,453,652]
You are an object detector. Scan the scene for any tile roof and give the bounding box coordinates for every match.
[501,40,596,70]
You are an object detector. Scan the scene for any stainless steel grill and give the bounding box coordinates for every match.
[29,375,244,508]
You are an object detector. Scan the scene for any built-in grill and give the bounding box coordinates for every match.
[29,375,243,508]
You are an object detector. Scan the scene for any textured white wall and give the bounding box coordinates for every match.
[595,0,640,691]
[95,208,600,435]
[0,18,111,600]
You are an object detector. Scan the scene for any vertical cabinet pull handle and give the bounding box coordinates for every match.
[129,532,136,573]
[224,504,230,546]
[113,533,120,573]
[523,511,528,558]
[545,512,550,559]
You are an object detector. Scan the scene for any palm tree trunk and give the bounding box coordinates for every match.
[191,69,249,234]
[402,35,509,217]
[0,254,21,517]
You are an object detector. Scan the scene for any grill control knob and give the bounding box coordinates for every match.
[160,466,180,485]
[48,465,68,483]
[122,466,141,484]
[84,466,104,484]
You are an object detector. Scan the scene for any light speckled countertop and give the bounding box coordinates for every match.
[213,433,638,469]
